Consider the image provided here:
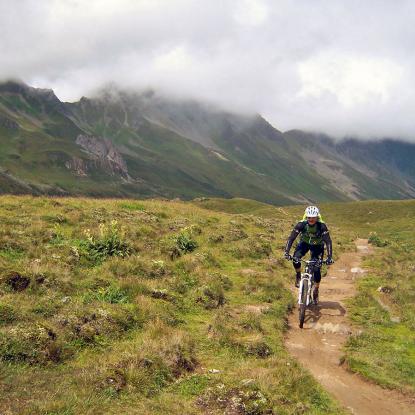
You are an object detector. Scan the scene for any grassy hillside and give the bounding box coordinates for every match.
[0,196,413,414]
[0,195,346,415]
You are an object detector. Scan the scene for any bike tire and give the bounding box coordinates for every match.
[299,279,308,328]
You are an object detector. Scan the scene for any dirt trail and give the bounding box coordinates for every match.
[285,239,415,415]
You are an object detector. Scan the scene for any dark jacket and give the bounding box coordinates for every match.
[285,220,333,257]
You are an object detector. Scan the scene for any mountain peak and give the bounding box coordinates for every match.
[0,79,61,104]
[0,79,30,94]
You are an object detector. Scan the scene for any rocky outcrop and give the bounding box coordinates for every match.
[75,135,129,177]
[64,157,88,177]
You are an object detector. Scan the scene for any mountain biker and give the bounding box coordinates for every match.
[284,205,333,303]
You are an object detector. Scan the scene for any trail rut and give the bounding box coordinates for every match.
[285,239,415,414]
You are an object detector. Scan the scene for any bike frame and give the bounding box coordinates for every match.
[285,254,330,328]
[296,258,322,306]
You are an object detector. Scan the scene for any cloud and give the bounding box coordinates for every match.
[298,54,404,108]
[234,0,269,26]
[1,0,415,139]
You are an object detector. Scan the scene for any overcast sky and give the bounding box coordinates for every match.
[1,0,415,139]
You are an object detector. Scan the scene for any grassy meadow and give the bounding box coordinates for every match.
[0,195,413,414]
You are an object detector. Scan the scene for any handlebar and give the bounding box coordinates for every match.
[284,255,333,266]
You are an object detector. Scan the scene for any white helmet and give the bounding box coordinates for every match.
[305,205,319,217]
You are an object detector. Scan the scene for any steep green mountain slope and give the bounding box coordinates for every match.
[66,88,347,203]
[0,80,415,203]
[284,130,415,200]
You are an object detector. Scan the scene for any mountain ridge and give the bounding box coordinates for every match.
[0,80,414,204]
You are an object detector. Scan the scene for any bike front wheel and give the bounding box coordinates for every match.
[299,279,308,328]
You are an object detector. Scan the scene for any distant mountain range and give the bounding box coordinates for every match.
[0,80,414,204]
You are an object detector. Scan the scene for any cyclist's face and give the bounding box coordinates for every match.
[307,216,317,225]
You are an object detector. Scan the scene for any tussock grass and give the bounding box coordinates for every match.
[5,195,405,414]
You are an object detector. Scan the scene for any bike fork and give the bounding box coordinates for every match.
[298,276,312,306]
[298,279,304,304]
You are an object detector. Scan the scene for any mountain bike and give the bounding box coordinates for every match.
[285,256,331,328]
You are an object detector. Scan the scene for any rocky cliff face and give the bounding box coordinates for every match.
[64,156,88,177]
[74,134,129,177]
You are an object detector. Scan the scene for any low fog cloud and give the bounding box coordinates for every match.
[1,0,415,139]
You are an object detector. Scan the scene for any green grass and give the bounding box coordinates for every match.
[344,231,415,393]
[0,195,346,415]
[0,195,414,413]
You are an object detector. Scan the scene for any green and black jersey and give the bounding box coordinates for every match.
[285,220,332,257]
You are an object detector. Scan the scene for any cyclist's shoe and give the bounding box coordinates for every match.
[313,287,319,304]
[326,257,334,265]
[295,274,301,288]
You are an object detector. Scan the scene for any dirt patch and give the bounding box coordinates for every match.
[243,304,270,314]
[285,239,415,414]
[4,272,30,291]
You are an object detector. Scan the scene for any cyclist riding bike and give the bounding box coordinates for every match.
[284,205,334,303]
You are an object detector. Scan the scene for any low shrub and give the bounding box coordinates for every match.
[368,233,389,247]
[78,220,132,265]
[84,285,130,304]
[175,232,198,254]
[162,228,198,260]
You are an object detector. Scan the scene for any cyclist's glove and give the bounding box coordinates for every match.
[326,257,334,265]
[284,252,292,260]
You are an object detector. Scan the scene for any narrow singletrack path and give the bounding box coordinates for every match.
[285,239,415,414]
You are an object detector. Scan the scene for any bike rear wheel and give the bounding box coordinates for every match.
[299,279,308,328]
